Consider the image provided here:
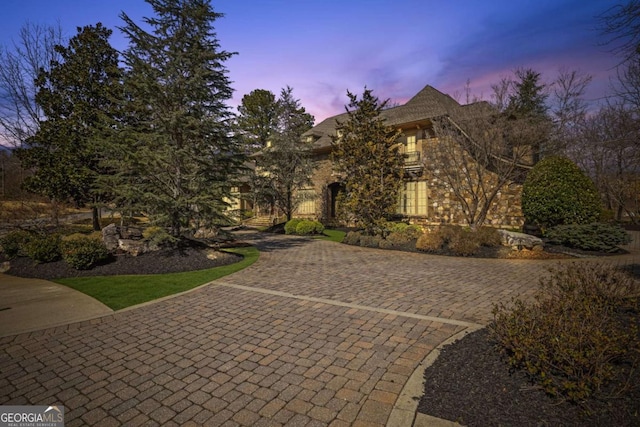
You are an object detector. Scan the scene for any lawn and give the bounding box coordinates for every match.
[315,229,345,243]
[55,246,258,310]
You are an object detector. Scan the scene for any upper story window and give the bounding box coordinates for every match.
[406,135,416,152]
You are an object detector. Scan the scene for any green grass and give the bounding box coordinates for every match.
[55,246,258,311]
[314,229,346,243]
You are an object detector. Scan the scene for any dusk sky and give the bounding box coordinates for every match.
[0,0,623,124]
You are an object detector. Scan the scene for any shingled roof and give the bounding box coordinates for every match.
[304,85,473,150]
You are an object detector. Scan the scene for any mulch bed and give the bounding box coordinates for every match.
[2,246,241,280]
[418,327,640,427]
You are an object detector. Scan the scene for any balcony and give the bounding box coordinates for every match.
[404,151,421,164]
[403,151,423,175]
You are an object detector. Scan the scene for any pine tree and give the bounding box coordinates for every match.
[253,87,314,221]
[17,23,121,229]
[119,0,243,236]
[331,89,403,235]
[237,89,278,152]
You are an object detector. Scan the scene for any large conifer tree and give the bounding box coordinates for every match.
[17,23,121,229]
[331,89,403,235]
[119,0,242,235]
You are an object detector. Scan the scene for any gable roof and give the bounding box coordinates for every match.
[304,85,472,150]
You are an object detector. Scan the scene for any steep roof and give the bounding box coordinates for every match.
[304,85,466,150]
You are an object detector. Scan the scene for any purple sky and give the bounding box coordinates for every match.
[0,0,622,124]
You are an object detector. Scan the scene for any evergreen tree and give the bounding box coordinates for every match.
[331,89,403,235]
[119,0,243,236]
[237,89,278,152]
[506,68,552,160]
[16,23,121,229]
[253,87,314,221]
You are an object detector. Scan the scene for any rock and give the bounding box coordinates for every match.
[194,227,219,239]
[0,261,10,273]
[118,239,148,256]
[497,229,544,251]
[120,226,143,240]
[102,223,120,251]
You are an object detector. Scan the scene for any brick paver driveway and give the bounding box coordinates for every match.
[1,232,556,426]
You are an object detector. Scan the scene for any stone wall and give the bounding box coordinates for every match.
[307,136,526,228]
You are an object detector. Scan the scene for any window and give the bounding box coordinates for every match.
[397,181,428,215]
[406,135,416,153]
[297,189,316,215]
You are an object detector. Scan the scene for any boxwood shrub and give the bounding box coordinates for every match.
[60,236,110,270]
[25,233,61,263]
[0,230,34,258]
[284,218,302,235]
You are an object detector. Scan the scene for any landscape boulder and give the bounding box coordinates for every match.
[497,229,544,251]
[101,223,120,251]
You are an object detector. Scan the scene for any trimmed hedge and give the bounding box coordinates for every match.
[522,156,601,229]
[285,219,324,235]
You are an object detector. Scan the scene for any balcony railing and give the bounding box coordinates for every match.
[403,151,421,165]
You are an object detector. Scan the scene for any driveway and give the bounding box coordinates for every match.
[0,233,584,426]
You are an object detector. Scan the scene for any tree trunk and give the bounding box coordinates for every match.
[92,206,101,231]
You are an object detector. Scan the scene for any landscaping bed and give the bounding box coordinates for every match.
[2,244,241,280]
[418,326,640,426]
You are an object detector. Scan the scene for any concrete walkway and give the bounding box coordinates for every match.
[0,274,112,337]
[0,232,636,426]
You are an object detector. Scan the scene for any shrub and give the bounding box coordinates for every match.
[284,218,302,235]
[61,236,110,270]
[143,226,176,248]
[384,222,423,239]
[379,231,417,251]
[522,156,601,229]
[343,231,361,246]
[25,234,61,263]
[359,234,382,248]
[448,230,480,256]
[545,223,631,252]
[0,230,34,258]
[476,227,502,247]
[295,220,316,235]
[313,221,325,234]
[491,263,640,402]
[416,231,446,252]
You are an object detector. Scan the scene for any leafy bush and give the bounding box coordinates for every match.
[313,221,325,234]
[545,223,631,252]
[359,234,382,248]
[378,231,417,251]
[416,231,446,252]
[143,226,176,248]
[522,156,601,229]
[492,263,640,402]
[476,227,502,247]
[60,236,110,270]
[0,230,34,258]
[448,230,480,256]
[25,234,61,263]
[384,222,423,239]
[294,220,315,235]
[343,231,361,246]
[284,218,302,235]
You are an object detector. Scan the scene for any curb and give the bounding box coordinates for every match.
[387,324,483,427]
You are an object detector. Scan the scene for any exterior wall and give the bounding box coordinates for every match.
[307,134,525,228]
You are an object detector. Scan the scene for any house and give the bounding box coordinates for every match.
[302,85,534,228]
[241,84,533,228]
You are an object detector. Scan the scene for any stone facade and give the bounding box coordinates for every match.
[251,85,530,228]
